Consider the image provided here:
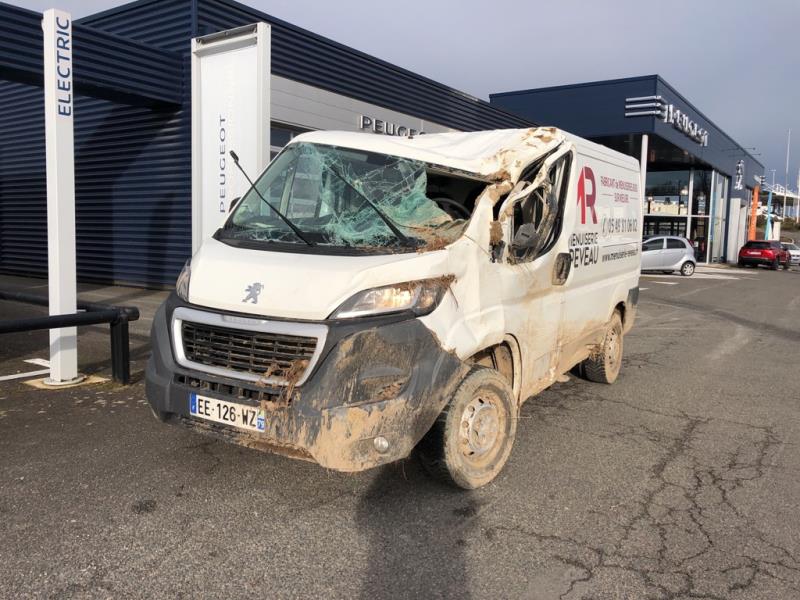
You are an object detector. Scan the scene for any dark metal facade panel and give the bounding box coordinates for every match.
[490,75,763,179]
[0,80,191,285]
[652,77,763,181]
[491,76,660,138]
[196,0,532,132]
[0,82,48,278]
[1,0,192,286]
[71,95,191,284]
[0,1,183,105]
[80,0,194,53]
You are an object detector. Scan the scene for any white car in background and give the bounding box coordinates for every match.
[781,242,800,266]
[641,236,696,276]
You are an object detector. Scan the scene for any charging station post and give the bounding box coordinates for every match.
[42,8,81,385]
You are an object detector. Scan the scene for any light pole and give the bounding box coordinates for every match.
[782,129,791,220]
[796,166,800,222]
[765,169,776,240]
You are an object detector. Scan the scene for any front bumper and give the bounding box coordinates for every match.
[145,294,467,472]
[738,257,774,266]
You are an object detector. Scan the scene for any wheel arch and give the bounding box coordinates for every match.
[466,335,522,401]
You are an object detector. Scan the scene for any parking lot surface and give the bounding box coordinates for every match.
[1,266,800,599]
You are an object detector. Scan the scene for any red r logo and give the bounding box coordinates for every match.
[577,166,597,225]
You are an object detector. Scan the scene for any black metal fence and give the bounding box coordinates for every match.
[0,290,140,384]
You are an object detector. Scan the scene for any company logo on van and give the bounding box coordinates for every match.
[577,166,598,225]
[242,282,264,304]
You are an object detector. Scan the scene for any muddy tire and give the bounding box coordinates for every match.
[582,311,623,384]
[680,261,695,276]
[418,367,517,490]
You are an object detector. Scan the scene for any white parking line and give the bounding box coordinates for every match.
[25,358,50,368]
[0,358,51,382]
[0,369,50,382]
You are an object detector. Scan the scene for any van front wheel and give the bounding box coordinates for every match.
[418,367,517,489]
[582,311,624,384]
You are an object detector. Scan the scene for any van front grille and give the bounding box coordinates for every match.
[180,321,317,380]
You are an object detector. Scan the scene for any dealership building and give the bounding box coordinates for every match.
[491,76,763,264]
[0,0,763,288]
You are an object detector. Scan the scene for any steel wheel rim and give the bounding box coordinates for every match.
[459,393,503,463]
[606,326,621,372]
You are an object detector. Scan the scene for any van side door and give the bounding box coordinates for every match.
[556,150,642,372]
[493,148,573,398]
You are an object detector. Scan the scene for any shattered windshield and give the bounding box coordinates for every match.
[219,142,478,251]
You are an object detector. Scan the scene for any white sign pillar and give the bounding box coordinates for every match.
[191,23,271,252]
[42,9,80,384]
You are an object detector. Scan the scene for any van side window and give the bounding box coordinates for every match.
[510,154,571,262]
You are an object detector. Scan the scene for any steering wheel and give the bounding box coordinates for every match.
[433,197,471,219]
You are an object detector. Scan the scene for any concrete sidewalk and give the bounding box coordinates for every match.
[0,274,168,381]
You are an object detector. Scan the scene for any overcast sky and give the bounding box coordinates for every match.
[13,0,800,187]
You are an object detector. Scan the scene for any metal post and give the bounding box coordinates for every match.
[687,168,694,245]
[639,134,648,236]
[766,170,776,240]
[708,170,716,263]
[110,318,131,384]
[42,9,82,385]
[783,129,790,219]
[748,185,760,241]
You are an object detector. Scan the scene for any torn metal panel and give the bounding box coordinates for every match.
[292,126,567,184]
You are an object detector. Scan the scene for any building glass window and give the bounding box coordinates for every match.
[644,171,690,216]
[690,218,709,262]
[691,170,712,216]
[270,123,311,160]
[643,216,688,238]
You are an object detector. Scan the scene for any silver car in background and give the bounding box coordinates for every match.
[641,236,696,276]
[781,242,800,266]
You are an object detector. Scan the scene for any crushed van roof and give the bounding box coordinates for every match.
[290,127,568,182]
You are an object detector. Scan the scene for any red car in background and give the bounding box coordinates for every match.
[737,240,790,270]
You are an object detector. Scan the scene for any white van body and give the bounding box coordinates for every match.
[146,127,642,488]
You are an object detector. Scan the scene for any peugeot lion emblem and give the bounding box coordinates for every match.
[242,282,264,304]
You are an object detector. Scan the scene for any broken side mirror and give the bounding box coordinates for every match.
[511,223,538,251]
[229,196,241,212]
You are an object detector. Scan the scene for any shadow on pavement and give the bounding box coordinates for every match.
[357,461,478,600]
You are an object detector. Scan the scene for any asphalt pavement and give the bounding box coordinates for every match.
[1,266,799,599]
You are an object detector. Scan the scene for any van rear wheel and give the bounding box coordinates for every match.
[418,367,517,489]
[582,311,623,384]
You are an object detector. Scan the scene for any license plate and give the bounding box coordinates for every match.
[189,393,265,433]
[747,251,760,255]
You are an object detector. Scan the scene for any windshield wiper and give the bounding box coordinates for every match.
[228,150,314,246]
[326,165,414,247]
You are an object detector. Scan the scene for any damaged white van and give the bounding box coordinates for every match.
[146,127,642,488]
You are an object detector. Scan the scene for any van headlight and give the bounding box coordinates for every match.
[175,260,191,301]
[331,277,452,319]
